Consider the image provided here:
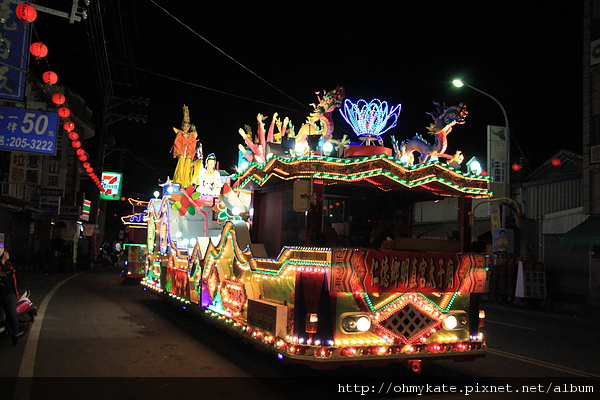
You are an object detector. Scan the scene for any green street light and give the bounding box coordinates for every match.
[452,79,465,88]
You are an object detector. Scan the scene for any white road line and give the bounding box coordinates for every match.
[485,319,537,331]
[488,348,600,379]
[12,272,85,400]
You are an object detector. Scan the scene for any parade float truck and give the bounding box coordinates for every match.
[142,87,492,371]
[120,198,149,280]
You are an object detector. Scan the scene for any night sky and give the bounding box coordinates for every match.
[30,1,583,197]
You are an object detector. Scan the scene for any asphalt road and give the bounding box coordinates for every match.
[1,268,598,400]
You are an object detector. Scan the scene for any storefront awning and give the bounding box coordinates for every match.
[560,216,600,246]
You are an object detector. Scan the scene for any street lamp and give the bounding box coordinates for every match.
[452,80,510,129]
[453,78,510,228]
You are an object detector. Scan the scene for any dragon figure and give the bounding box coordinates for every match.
[295,85,345,146]
[393,102,468,166]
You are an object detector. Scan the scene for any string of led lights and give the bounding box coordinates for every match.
[234,154,492,197]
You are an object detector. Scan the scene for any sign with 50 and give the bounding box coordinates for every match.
[0,106,59,155]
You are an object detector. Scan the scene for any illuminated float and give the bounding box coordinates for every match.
[120,198,151,279]
[143,88,491,371]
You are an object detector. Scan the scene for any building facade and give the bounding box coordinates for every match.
[0,82,95,270]
[577,0,600,303]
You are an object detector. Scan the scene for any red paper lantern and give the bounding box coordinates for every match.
[16,3,37,23]
[71,140,81,148]
[551,158,561,166]
[82,162,91,169]
[52,93,65,106]
[79,155,88,162]
[30,42,48,59]
[481,171,488,176]
[121,197,126,201]
[68,131,79,141]
[43,71,58,85]
[86,167,93,173]
[63,121,75,132]
[76,148,85,156]
[511,163,522,171]
[58,107,71,118]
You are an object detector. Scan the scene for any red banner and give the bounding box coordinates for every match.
[335,250,479,294]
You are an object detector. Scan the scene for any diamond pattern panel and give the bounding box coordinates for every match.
[380,304,436,342]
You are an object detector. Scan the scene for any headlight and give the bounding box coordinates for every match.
[443,315,458,330]
[342,314,371,333]
[442,312,468,330]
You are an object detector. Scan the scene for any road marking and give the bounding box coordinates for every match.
[12,272,85,400]
[488,348,600,379]
[486,319,537,331]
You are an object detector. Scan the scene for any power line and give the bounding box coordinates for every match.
[149,0,310,112]
[36,35,308,116]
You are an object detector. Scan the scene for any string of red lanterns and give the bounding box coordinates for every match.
[24,8,106,195]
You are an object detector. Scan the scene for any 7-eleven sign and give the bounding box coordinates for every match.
[80,199,91,221]
[100,171,123,201]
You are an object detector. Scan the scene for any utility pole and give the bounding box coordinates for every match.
[106,96,149,125]
[31,0,89,24]
[97,94,148,240]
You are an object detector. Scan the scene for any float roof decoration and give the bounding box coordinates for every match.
[340,98,401,141]
[234,154,492,198]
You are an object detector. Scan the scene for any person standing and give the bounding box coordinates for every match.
[0,247,19,346]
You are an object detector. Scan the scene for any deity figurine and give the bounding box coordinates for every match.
[196,153,223,195]
[172,105,197,187]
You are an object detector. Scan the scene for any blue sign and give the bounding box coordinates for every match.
[125,213,147,226]
[0,106,59,155]
[0,0,31,101]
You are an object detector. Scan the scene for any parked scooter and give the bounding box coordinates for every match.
[97,245,123,268]
[0,289,37,340]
